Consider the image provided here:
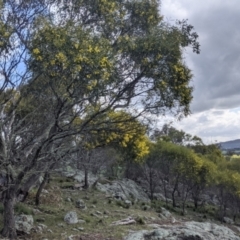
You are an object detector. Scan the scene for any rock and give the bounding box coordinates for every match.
[73,170,98,186]
[203,193,219,206]
[125,200,132,207]
[58,223,65,227]
[124,221,240,240]
[111,217,136,226]
[62,166,77,177]
[38,223,47,230]
[158,207,172,219]
[95,211,103,215]
[42,189,49,194]
[33,208,41,214]
[97,179,150,202]
[64,211,78,224]
[148,223,161,229]
[90,212,101,218]
[223,216,234,224]
[66,235,75,240]
[75,199,86,209]
[153,193,172,203]
[15,214,34,234]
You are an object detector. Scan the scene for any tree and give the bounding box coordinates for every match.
[143,140,210,214]
[151,124,204,146]
[0,0,199,238]
[73,111,150,187]
[214,170,240,222]
[190,158,216,209]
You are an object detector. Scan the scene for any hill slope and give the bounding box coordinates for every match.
[219,139,240,150]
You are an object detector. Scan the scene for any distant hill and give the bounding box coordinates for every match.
[219,139,240,150]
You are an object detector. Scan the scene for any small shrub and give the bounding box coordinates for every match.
[84,217,91,223]
[115,200,129,209]
[135,216,145,225]
[142,206,148,211]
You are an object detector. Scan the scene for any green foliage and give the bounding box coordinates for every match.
[145,140,204,180]
[152,124,203,146]
[14,203,33,215]
[227,157,240,173]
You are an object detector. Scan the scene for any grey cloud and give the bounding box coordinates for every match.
[161,1,240,142]
[197,115,209,123]
[212,110,224,115]
[172,2,240,113]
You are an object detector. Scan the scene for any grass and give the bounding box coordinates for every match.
[12,175,160,239]
[0,174,237,239]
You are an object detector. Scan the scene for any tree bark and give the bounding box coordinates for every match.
[172,177,179,208]
[1,189,17,239]
[17,173,41,202]
[84,167,89,189]
[35,173,49,206]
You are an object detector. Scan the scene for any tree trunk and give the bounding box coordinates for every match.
[35,173,49,206]
[194,198,198,209]
[161,178,168,205]
[172,177,179,208]
[149,171,154,200]
[84,167,89,189]
[1,189,17,239]
[17,173,41,202]
[172,190,176,208]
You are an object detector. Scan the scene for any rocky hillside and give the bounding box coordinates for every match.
[1,171,240,240]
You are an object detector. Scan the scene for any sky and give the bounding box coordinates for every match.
[159,0,240,144]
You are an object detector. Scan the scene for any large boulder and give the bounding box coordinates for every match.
[124,221,240,240]
[15,214,34,234]
[64,211,78,224]
[73,171,98,186]
[96,178,150,202]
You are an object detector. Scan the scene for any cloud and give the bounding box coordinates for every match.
[160,1,240,142]
[168,108,240,143]
[162,0,240,113]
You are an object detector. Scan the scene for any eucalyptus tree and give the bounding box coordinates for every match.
[0,0,199,238]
